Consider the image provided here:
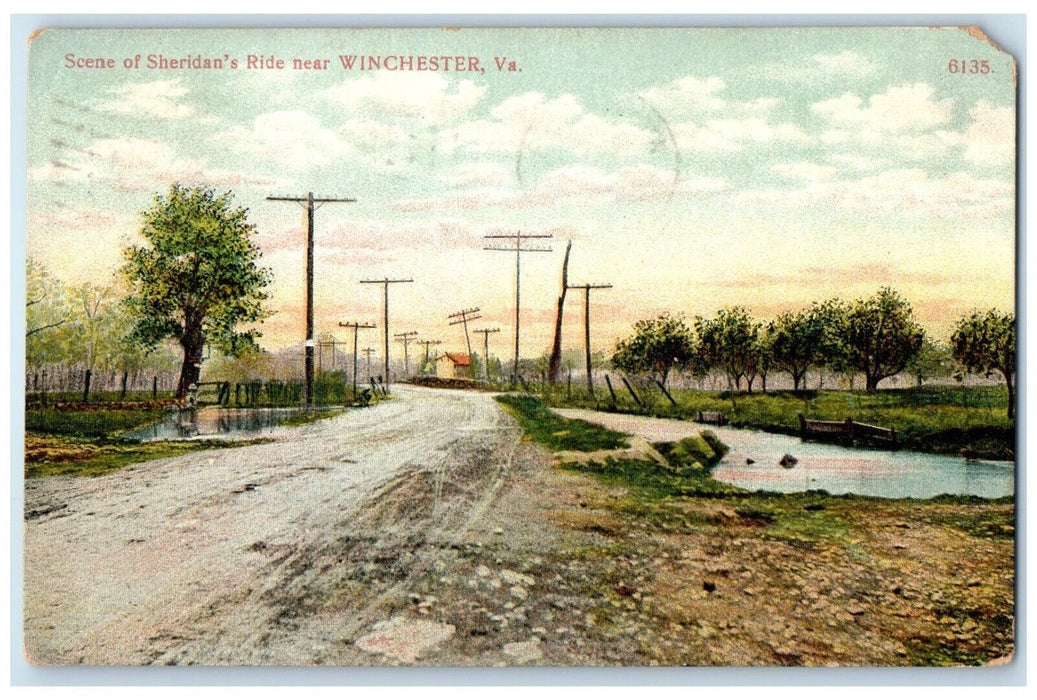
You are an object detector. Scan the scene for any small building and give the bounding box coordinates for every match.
[435,352,474,380]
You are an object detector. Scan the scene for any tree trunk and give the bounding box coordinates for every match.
[865,373,879,393]
[1003,370,1015,419]
[547,241,572,384]
[177,323,204,398]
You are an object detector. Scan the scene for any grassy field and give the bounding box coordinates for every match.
[534,383,1014,459]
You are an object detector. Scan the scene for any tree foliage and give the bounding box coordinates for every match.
[694,307,761,391]
[26,259,73,367]
[840,288,924,392]
[122,185,271,397]
[906,337,955,387]
[611,314,695,388]
[951,309,1015,418]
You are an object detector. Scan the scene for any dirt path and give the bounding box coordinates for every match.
[23,386,521,665]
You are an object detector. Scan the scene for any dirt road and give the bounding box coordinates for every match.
[23,386,1015,667]
[24,386,523,665]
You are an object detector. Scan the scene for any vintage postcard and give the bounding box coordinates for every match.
[22,25,1016,668]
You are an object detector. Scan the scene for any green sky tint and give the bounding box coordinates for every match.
[26,26,1016,358]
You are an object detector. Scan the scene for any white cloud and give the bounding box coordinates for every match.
[810,50,878,77]
[639,76,728,113]
[962,100,1015,166]
[672,117,810,152]
[812,83,953,132]
[772,161,838,182]
[28,137,276,192]
[439,162,512,188]
[760,50,877,83]
[98,79,198,120]
[325,72,485,125]
[827,153,884,172]
[437,92,654,157]
[734,168,1013,221]
[216,111,353,171]
[395,163,725,212]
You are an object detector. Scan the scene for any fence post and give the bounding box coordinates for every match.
[83,369,92,403]
[620,376,644,409]
[655,379,677,407]
[604,374,618,406]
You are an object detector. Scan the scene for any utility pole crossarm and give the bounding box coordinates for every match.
[565,282,613,395]
[359,278,414,387]
[448,307,482,359]
[337,321,376,399]
[472,327,501,381]
[483,232,553,384]
[266,191,355,406]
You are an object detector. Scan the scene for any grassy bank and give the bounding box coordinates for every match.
[497,393,1014,666]
[495,394,628,452]
[536,383,1014,460]
[24,399,352,478]
[24,434,274,478]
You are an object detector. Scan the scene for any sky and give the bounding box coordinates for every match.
[25,26,1016,363]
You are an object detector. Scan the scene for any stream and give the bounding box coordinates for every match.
[552,408,1014,499]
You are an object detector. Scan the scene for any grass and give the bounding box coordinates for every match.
[24,433,274,478]
[494,394,629,452]
[538,384,1014,459]
[24,393,356,478]
[25,407,169,439]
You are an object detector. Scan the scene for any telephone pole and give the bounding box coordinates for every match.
[566,283,613,394]
[484,232,553,382]
[338,321,376,398]
[362,347,375,381]
[394,331,418,377]
[359,277,413,388]
[448,307,481,359]
[417,339,442,373]
[267,192,356,406]
[473,327,500,381]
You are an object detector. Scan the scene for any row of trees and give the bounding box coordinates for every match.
[611,288,1015,417]
[26,259,182,391]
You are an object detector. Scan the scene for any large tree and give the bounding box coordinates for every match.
[611,313,695,389]
[841,288,924,392]
[951,309,1016,419]
[122,185,271,397]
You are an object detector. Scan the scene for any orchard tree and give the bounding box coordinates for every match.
[768,308,827,391]
[695,307,760,392]
[841,288,924,392]
[906,337,955,387]
[611,313,695,389]
[122,185,271,398]
[951,309,1015,419]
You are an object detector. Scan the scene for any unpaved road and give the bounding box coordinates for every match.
[24,386,522,665]
[23,387,1015,667]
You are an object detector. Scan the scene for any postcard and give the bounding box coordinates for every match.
[22,25,1016,668]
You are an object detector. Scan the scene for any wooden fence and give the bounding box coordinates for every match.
[797,413,897,447]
